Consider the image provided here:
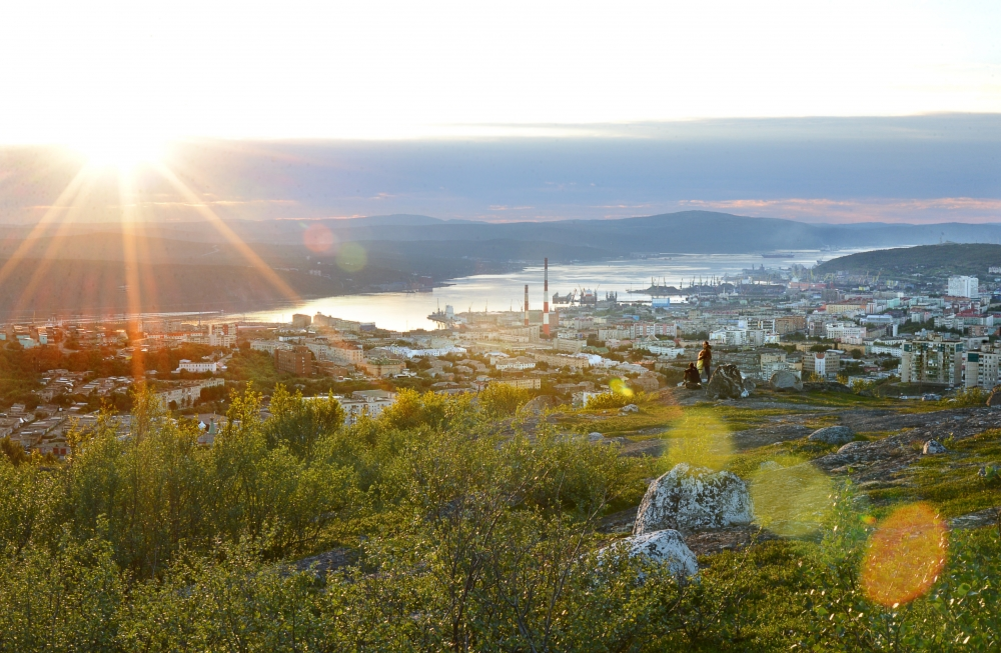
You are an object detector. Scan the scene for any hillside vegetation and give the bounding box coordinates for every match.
[0,385,999,651]
[815,243,1001,278]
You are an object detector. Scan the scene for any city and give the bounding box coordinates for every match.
[2,2,1000,650]
[4,249,997,462]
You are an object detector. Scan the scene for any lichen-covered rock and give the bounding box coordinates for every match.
[922,439,947,455]
[770,370,804,392]
[633,463,753,535]
[808,425,855,445]
[837,440,867,454]
[705,364,746,400]
[599,529,698,579]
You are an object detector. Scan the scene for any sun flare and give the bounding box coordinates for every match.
[72,135,167,171]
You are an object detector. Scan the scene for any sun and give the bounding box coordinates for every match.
[72,134,167,171]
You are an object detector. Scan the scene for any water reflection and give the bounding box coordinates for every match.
[241,253,834,331]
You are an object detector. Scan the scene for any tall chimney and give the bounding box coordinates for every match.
[523,284,529,326]
[543,258,550,337]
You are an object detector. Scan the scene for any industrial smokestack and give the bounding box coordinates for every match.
[523,284,529,326]
[543,258,550,337]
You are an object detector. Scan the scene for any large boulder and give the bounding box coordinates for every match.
[632,372,661,393]
[633,463,754,535]
[987,387,1001,408]
[599,529,698,579]
[770,371,803,392]
[923,439,947,455]
[705,364,747,400]
[808,425,855,445]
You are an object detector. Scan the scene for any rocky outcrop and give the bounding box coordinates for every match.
[808,425,855,445]
[922,439,947,455]
[770,371,803,392]
[705,364,747,400]
[521,395,561,414]
[599,529,699,579]
[633,463,753,535]
[987,387,1001,407]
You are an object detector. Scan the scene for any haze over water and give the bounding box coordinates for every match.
[242,252,834,331]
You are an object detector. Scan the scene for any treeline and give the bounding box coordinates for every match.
[0,385,998,651]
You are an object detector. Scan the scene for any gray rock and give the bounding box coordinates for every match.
[808,425,855,445]
[837,440,867,454]
[619,404,640,414]
[599,529,698,579]
[922,439,947,455]
[743,378,757,394]
[634,463,754,535]
[588,432,604,442]
[705,364,746,400]
[770,370,803,392]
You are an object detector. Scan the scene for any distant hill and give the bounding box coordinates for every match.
[814,243,1001,278]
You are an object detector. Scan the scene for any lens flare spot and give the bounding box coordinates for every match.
[337,242,367,272]
[861,502,948,607]
[663,409,733,471]
[750,460,833,537]
[609,377,634,398]
[303,223,336,253]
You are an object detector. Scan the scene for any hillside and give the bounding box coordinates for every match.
[813,243,1001,278]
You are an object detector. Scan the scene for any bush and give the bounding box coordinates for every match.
[585,391,633,410]
[952,386,989,407]
[477,382,531,417]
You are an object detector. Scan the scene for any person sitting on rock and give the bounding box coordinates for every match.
[698,341,713,381]
[683,362,702,389]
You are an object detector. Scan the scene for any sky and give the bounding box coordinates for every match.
[0,1,999,224]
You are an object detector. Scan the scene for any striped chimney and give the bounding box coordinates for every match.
[523,284,529,326]
[543,258,550,337]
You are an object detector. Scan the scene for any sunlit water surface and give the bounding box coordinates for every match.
[238,253,836,332]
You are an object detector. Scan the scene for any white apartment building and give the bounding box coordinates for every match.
[251,340,293,355]
[948,276,979,298]
[632,341,685,358]
[825,323,867,343]
[709,328,767,347]
[494,356,536,371]
[964,350,1001,389]
[175,359,218,373]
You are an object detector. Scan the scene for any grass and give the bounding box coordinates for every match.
[771,390,897,409]
[863,429,1001,518]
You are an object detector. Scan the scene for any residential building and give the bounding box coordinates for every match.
[360,357,405,377]
[948,276,979,298]
[275,346,313,376]
[803,351,841,380]
[291,313,312,329]
[900,336,965,386]
[155,378,225,408]
[251,339,292,355]
[963,350,1001,389]
[175,359,219,373]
